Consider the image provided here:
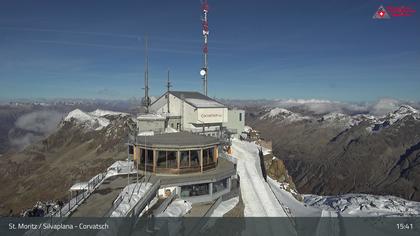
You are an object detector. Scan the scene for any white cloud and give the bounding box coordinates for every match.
[15,110,63,133]
[369,98,402,116]
[272,99,368,114]
[10,110,63,150]
[268,98,420,116]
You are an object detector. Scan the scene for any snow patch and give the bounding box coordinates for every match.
[370,105,419,132]
[64,109,126,130]
[106,161,136,178]
[156,199,192,217]
[89,109,128,117]
[211,197,239,217]
[110,183,152,217]
[261,107,310,123]
[243,126,252,133]
[304,193,420,217]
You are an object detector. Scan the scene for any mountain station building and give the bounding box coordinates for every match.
[130,91,243,203]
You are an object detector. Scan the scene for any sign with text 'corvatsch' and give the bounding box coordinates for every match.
[197,108,228,124]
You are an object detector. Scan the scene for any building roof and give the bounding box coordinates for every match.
[151,91,226,109]
[170,91,226,108]
[134,132,220,148]
[137,113,166,120]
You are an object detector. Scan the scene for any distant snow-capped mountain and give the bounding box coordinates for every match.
[368,105,419,132]
[260,107,311,123]
[260,105,419,131]
[248,103,420,203]
[64,109,129,131]
[304,193,420,217]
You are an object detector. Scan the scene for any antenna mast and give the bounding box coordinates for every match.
[200,0,209,96]
[166,68,172,113]
[143,36,150,113]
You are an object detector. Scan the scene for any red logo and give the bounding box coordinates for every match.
[373,5,416,19]
[373,5,390,19]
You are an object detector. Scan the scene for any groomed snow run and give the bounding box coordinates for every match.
[231,139,287,217]
[267,178,322,217]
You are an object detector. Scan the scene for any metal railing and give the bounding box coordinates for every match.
[46,172,107,217]
[152,193,177,216]
[104,174,158,218]
[185,197,223,236]
[127,179,160,218]
[25,172,107,236]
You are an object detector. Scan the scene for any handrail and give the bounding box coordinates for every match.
[152,193,177,216]
[186,197,223,236]
[126,179,161,217]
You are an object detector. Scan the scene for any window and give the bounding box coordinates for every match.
[180,151,189,167]
[213,178,228,193]
[146,149,153,164]
[180,183,210,197]
[190,150,200,167]
[157,151,167,167]
[156,150,178,168]
[140,148,146,164]
[203,148,209,165]
[167,151,177,168]
[239,112,242,122]
[209,148,214,163]
[203,148,214,165]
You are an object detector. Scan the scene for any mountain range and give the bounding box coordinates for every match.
[1,98,420,215]
[247,104,420,202]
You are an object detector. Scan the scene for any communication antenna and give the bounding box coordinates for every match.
[142,35,151,113]
[200,0,209,96]
[166,68,172,113]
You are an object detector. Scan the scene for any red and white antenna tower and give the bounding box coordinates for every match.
[199,0,209,96]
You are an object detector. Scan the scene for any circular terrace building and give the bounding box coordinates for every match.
[132,132,219,175]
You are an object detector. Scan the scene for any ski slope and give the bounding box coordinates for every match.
[231,139,287,217]
[267,178,322,217]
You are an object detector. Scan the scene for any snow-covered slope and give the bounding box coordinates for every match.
[320,112,377,129]
[260,105,419,131]
[64,109,127,130]
[304,193,420,217]
[89,109,128,117]
[267,177,322,217]
[231,139,288,217]
[370,105,419,132]
[260,107,311,123]
[242,132,420,218]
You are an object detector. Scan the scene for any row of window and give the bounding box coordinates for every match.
[180,178,229,198]
[136,148,215,169]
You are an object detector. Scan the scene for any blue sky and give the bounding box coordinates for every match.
[0,0,419,101]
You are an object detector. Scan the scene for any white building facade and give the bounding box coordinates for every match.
[145,91,244,138]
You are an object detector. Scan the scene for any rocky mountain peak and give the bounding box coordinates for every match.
[63,109,129,131]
